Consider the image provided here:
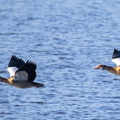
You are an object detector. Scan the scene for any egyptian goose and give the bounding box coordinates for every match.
[94,49,120,76]
[0,55,44,88]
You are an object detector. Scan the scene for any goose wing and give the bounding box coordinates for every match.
[7,55,25,77]
[112,49,120,66]
[13,61,37,82]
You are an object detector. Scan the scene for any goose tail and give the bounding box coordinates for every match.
[32,82,44,87]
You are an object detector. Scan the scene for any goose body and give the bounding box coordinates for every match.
[0,55,44,88]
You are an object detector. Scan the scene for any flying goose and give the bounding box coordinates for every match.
[0,55,44,88]
[94,49,120,76]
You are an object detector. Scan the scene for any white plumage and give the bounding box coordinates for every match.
[112,49,120,66]
[7,67,18,77]
[7,66,28,81]
[112,58,120,66]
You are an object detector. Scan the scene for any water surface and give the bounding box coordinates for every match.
[0,0,120,120]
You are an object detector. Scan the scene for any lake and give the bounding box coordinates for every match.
[0,0,120,120]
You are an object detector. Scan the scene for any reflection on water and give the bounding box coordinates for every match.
[0,0,120,120]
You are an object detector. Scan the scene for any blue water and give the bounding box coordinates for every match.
[0,0,120,120]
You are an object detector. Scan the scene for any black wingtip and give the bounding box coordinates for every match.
[26,60,37,70]
[112,49,120,59]
[8,55,25,68]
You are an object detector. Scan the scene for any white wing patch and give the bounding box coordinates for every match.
[13,71,28,81]
[7,67,18,77]
[112,58,120,66]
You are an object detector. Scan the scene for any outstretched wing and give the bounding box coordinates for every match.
[112,49,120,66]
[13,61,37,82]
[8,55,25,68]
[7,55,25,77]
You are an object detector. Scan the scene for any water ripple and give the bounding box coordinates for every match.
[0,0,120,120]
